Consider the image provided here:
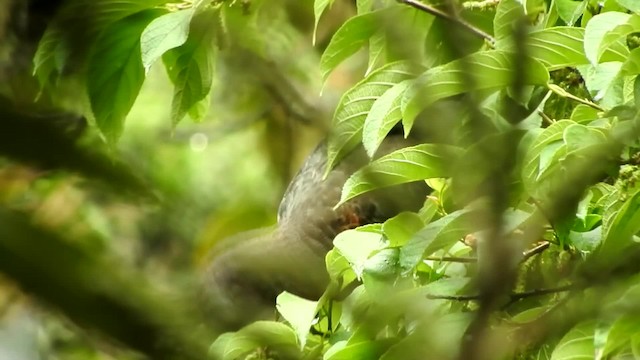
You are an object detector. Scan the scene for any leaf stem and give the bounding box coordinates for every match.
[547,84,605,112]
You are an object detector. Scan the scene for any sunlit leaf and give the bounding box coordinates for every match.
[362,81,410,157]
[400,208,477,271]
[276,292,318,349]
[402,51,549,129]
[383,212,424,247]
[208,321,300,360]
[550,321,595,360]
[141,8,195,73]
[493,0,525,49]
[325,61,420,175]
[313,0,334,44]
[88,9,165,143]
[163,8,218,125]
[333,229,385,277]
[584,12,640,65]
[339,144,463,205]
[320,7,399,82]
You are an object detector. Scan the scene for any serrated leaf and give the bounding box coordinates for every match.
[550,321,595,360]
[400,208,477,271]
[34,0,171,88]
[494,0,526,49]
[584,12,640,65]
[597,189,640,259]
[320,7,399,82]
[163,8,217,125]
[141,8,194,73]
[325,61,420,175]
[366,30,386,75]
[88,9,164,143]
[401,51,549,129]
[276,292,318,349]
[521,120,574,196]
[362,81,410,157]
[523,27,627,71]
[32,27,65,90]
[339,144,463,205]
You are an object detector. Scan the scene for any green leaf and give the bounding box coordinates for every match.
[555,0,587,25]
[163,8,217,125]
[402,51,550,129]
[357,0,373,14]
[339,144,463,205]
[400,208,477,271]
[276,292,318,349]
[362,248,401,297]
[313,0,334,44]
[208,321,300,360]
[333,229,386,277]
[366,30,386,75]
[325,248,353,282]
[617,0,640,13]
[597,189,640,259]
[569,227,603,253]
[88,9,164,143]
[550,321,596,360]
[563,123,608,153]
[34,0,171,88]
[362,81,410,157]
[494,0,526,49]
[320,7,398,82]
[577,62,624,108]
[32,27,65,90]
[325,61,419,175]
[621,47,640,76]
[325,339,396,360]
[584,12,640,65]
[141,8,195,73]
[525,27,627,71]
[383,212,425,247]
[521,120,574,196]
[571,104,599,122]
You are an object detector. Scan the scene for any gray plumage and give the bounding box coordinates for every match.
[201,136,428,332]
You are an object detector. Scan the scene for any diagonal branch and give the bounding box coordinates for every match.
[395,0,495,45]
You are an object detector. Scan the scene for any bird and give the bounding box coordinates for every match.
[200,135,429,333]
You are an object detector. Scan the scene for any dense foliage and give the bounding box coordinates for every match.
[3,0,640,359]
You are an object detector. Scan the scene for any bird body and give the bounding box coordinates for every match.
[201,137,428,332]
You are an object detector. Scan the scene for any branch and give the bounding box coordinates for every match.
[425,241,550,264]
[396,0,495,45]
[426,284,574,302]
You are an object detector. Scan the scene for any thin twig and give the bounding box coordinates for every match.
[537,110,555,125]
[547,84,605,112]
[425,256,478,263]
[427,284,574,302]
[396,0,495,45]
[426,241,549,264]
[522,241,550,261]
